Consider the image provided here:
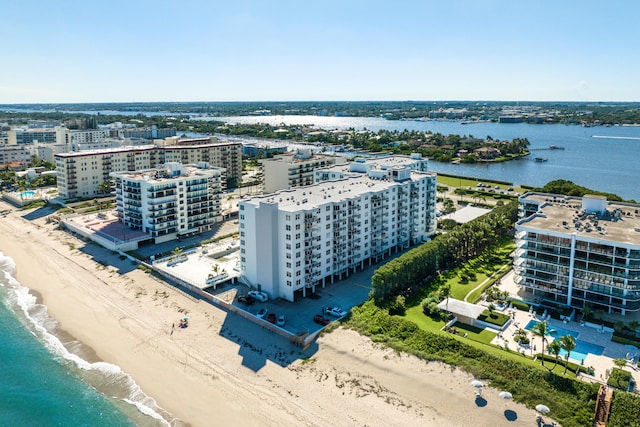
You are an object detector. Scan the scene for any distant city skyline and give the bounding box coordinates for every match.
[2,0,639,104]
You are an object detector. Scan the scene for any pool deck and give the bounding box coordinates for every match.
[492,270,640,389]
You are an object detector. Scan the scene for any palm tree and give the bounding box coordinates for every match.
[531,321,549,366]
[514,328,529,346]
[172,247,184,261]
[547,340,562,371]
[560,335,577,375]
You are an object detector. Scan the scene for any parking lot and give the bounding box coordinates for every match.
[208,264,377,335]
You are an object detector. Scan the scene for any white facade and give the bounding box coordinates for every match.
[55,140,242,199]
[239,166,437,302]
[112,162,225,243]
[515,193,640,315]
[260,149,345,193]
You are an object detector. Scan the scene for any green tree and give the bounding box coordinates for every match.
[547,340,562,370]
[531,321,549,367]
[560,335,577,375]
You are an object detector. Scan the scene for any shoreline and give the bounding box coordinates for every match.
[0,201,544,426]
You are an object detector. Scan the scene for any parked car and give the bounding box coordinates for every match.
[248,290,268,302]
[266,312,276,324]
[324,307,347,318]
[256,308,267,319]
[237,295,254,305]
[313,314,331,326]
[276,315,286,327]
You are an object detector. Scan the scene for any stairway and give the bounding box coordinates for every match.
[593,385,613,427]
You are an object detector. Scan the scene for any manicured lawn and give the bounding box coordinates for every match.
[405,305,446,332]
[403,306,579,377]
[437,238,514,303]
[451,322,496,344]
[478,310,510,327]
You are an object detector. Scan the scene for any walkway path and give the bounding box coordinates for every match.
[463,263,512,302]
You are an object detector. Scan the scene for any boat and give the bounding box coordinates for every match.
[549,145,565,150]
[534,157,548,162]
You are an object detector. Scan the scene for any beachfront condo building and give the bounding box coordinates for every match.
[55,138,242,199]
[111,162,225,242]
[239,163,437,302]
[514,192,640,315]
[260,149,346,193]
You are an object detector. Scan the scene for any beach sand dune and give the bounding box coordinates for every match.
[0,202,543,426]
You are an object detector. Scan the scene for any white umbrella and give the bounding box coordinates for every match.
[471,380,484,388]
[536,404,550,414]
[499,391,513,400]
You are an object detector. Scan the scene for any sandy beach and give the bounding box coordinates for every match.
[0,201,544,427]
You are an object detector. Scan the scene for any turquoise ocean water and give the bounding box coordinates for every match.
[0,252,172,426]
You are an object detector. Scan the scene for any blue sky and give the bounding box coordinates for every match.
[1,0,639,103]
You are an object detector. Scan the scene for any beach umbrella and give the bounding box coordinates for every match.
[499,391,513,400]
[471,380,484,388]
[535,404,550,414]
[182,317,189,321]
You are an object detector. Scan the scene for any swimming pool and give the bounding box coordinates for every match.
[524,320,604,362]
[560,340,604,363]
[524,320,578,339]
[21,191,36,198]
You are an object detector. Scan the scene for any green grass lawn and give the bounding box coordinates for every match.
[436,175,528,194]
[438,239,514,303]
[451,322,496,344]
[478,310,510,327]
[405,305,446,332]
[402,304,579,377]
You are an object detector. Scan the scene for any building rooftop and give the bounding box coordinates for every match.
[319,153,427,174]
[243,170,435,212]
[55,145,156,157]
[437,299,485,319]
[518,193,640,246]
[112,164,223,184]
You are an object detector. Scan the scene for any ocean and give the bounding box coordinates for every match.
[0,253,171,427]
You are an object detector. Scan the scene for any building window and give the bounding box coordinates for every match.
[286,234,291,240]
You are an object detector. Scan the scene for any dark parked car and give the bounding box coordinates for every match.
[237,295,254,305]
[313,314,331,326]
[266,313,277,324]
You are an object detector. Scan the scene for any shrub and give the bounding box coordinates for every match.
[509,299,530,312]
[608,368,632,391]
[608,391,640,427]
[389,295,406,316]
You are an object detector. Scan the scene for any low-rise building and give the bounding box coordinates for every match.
[515,192,640,315]
[239,164,437,302]
[112,162,225,243]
